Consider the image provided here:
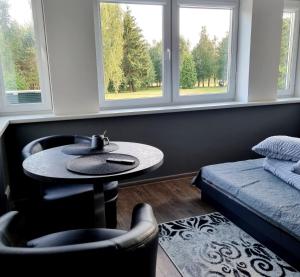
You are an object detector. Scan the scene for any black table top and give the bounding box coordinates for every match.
[23,141,164,184]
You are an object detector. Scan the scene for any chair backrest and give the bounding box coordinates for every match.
[0,203,158,276]
[20,135,96,237]
[22,135,91,160]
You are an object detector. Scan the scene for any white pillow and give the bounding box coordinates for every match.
[252,135,300,162]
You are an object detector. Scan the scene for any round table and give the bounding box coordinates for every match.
[23,141,164,227]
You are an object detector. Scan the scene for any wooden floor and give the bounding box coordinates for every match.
[117,176,215,277]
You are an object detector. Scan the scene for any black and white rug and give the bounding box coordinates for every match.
[159,212,299,277]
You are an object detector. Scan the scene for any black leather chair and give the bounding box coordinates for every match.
[0,203,158,276]
[22,135,119,231]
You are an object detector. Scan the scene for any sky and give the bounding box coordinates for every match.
[8,0,32,25]
[120,4,163,45]
[180,8,231,48]
[120,4,231,48]
[7,0,231,49]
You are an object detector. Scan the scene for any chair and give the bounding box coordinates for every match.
[0,203,158,276]
[22,135,119,232]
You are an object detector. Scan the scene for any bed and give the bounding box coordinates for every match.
[193,158,300,270]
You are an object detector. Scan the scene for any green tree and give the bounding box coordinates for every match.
[179,37,190,69]
[149,41,162,86]
[179,37,194,88]
[216,35,228,86]
[122,8,153,92]
[142,44,155,87]
[211,36,219,87]
[192,26,215,87]
[14,24,40,89]
[278,17,291,90]
[180,53,197,89]
[100,3,124,93]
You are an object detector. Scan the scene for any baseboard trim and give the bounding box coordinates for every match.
[119,171,198,188]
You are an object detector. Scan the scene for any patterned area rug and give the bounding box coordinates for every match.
[159,212,299,277]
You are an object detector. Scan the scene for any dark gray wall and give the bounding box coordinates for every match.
[3,103,300,201]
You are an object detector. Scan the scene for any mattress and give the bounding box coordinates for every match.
[201,158,300,240]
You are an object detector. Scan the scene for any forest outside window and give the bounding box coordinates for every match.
[0,0,51,113]
[95,0,238,109]
[278,4,300,97]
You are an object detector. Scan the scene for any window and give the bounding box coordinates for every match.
[95,0,171,108]
[0,0,51,113]
[278,4,300,97]
[95,0,238,109]
[174,3,237,103]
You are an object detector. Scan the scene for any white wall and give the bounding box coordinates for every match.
[248,0,283,101]
[236,0,253,102]
[237,0,284,102]
[43,0,100,115]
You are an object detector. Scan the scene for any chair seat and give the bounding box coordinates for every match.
[1,204,158,276]
[27,228,126,248]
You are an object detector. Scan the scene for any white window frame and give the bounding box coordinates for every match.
[94,0,172,109]
[172,0,239,104]
[0,0,52,114]
[95,0,239,109]
[278,1,300,98]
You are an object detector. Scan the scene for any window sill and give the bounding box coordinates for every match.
[1,97,300,137]
[0,117,9,137]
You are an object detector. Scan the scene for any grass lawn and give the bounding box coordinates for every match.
[105,86,227,100]
[105,87,162,100]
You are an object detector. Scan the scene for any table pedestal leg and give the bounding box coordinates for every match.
[93,183,106,227]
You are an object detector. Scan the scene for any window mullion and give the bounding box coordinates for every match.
[278,4,300,98]
[288,8,300,97]
[0,60,7,113]
[171,0,180,103]
[31,0,52,110]
[162,0,172,104]
[95,0,106,108]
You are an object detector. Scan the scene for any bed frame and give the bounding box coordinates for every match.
[193,171,300,270]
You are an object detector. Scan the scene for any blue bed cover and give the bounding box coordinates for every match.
[200,158,300,240]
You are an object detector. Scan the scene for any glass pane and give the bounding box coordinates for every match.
[278,12,295,91]
[179,7,231,96]
[0,0,42,104]
[99,2,163,101]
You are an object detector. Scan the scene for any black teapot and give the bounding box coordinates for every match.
[91,131,110,150]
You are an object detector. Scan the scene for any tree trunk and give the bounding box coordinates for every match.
[214,78,216,87]
[208,79,210,87]
[129,82,134,92]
